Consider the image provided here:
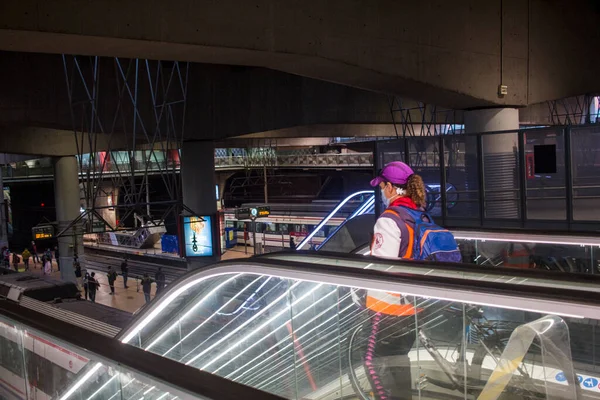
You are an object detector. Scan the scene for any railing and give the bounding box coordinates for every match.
[374,124,600,232]
[116,255,596,399]
[1,153,376,181]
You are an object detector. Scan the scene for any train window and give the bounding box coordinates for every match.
[264,223,276,233]
[225,221,235,228]
[279,224,289,234]
[0,333,24,378]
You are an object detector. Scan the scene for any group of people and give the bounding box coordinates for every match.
[2,239,167,305]
[76,257,166,304]
[1,241,58,274]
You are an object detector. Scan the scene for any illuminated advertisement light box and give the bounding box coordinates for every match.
[183,216,214,257]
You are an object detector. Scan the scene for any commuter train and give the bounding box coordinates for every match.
[0,320,88,400]
[223,201,356,250]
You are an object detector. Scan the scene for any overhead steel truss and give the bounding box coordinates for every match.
[388,97,464,137]
[547,95,595,126]
[61,55,195,236]
[387,97,464,169]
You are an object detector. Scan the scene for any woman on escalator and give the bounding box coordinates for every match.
[361,161,428,400]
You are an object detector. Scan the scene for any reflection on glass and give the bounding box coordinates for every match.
[457,237,597,274]
[123,271,598,399]
[0,317,204,400]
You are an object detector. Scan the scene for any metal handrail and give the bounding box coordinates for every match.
[1,153,376,180]
[0,299,284,400]
[117,256,600,344]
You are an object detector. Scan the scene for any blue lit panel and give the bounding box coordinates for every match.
[183,216,214,257]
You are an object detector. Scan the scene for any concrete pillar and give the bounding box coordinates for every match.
[464,108,519,219]
[54,157,83,282]
[181,141,219,268]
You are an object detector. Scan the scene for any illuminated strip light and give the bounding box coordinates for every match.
[144,274,241,351]
[230,292,366,384]
[87,373,120,400]
[106,376,134,400]
[59,362,103,400]
[297,190,373,250]
[217,277,272,316]
[211,285,339,374]
[161,276,266,357]
[348,195,375,220]
[143,386,156,395]
[182,281,303,366]
[245,304,389,387]
[217,280,372,380]
[229,302,356,383]
[254,334,347,390]
[224,261,384,380]
[198,283,323,370]
[206,256,384,373]
[123,276,222,343]
[454,234,600,247]
[316,194,374,251]
[174,279,291,363]
[237,304,368,386]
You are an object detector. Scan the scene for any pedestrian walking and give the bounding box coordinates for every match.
[83,272,90,300]
[2,247,10,268]
[43,256,52,275]
[45,248,52,267]
[107,266,117,295]
[22,248,31,271]
[54,246,60,271]
[31,241,40,265]
[120,258,129,289]
[141,274,154,304]
[88,272,99,303]
[155,267,166,295]
[12,252,20,272]
[74,257,82,290]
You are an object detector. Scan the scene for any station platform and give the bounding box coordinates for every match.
[8,260,156,313]
[4,244,251,314]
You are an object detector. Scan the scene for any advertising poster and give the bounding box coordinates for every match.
[183,216,214,257]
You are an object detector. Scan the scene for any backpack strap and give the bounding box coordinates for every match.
[381,207,414,259]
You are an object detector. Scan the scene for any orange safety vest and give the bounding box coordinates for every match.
[365,290,419,316]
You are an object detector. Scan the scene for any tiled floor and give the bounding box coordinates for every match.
[12,259,156,314]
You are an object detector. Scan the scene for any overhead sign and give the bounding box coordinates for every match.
[235,206,270,220]
[32,225,54,240]
[91,221,106,233]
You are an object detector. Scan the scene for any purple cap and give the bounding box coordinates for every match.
[370,161,414,187]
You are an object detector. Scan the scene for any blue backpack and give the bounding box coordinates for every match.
[385,206,462,263]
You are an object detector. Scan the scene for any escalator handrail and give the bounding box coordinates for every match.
[118,257,600,345]
[259,249,600,290]
[0,299,285,400]
[296,190,374,250]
